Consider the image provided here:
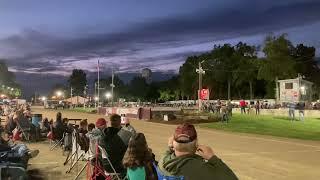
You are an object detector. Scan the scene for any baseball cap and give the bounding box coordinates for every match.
[174,123,197,143]
[96,118,107,127]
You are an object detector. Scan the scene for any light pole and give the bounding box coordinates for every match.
[110,68,115,107]
[94,96,99,108]
[196,61,205,112]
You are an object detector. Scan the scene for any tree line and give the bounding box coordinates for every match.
[0,60,22,97]
[178,34,320,100]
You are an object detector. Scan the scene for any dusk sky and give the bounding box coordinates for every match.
[0,0,320,95]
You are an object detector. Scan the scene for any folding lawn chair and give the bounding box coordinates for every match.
[97,145,121,180]
[49,131,66,151]
[16,118,32,141]
[65,128,86,174]
[0,150,27,180]
[0,162,27,180]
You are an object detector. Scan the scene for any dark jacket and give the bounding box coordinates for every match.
[159,149,238,180]
[101,127,132,175]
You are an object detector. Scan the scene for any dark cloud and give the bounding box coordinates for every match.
[2,0,320,66]
[1,0,320,96]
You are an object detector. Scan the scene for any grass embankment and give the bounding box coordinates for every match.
[201,114,320,141]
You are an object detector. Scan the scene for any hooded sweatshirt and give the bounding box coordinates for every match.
[159,149,238,180]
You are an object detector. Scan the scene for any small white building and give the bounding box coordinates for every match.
[277,76,313,102]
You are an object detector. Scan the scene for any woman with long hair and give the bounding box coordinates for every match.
[123,133,157,180]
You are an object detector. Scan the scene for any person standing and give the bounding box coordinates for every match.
[298,101,305,121]
[239,99,246,114]
[255,100,260,115]
[216,100,221,114]
[288,102,296,121]
[227,100,233,117]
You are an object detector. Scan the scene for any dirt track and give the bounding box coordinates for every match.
[27,107,320,180]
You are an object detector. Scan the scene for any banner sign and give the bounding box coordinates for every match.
[200,89,210,100]
[105,107,139,116]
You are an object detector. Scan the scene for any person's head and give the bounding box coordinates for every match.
[173,123,198,155]
[62,118,69,125]
[123,133,152,168]
[96,118,107,130]
[56,112,62,122]
[88,123,95,131]
[110,114,121,128]
[80,119,88,130]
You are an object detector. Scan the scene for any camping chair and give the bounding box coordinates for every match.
[75,142,120,180]
[97,145,121,180]
[16,118,32,141]
[74,138,111,180]
[0,150,27,180]
[49,131,66,151]
[65,128,86,174]
[0,162,27,180]
[153,163,185,180]
[74,137,97,180]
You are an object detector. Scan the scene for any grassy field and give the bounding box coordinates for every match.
[67,107,96,113]
[201,114,320,141]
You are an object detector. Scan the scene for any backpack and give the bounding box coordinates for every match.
[153,163,184,180]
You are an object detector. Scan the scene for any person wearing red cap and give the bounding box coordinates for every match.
[96,118,107,129]
[158,123,238,180]
[86,118,107,146]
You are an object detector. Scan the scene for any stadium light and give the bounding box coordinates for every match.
[105,92,112,99]
[56,91,63,97]
[94,96,99,101]
[41,96,47,101]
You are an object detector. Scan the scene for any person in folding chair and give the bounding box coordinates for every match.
[14,111,34,141]
[100,114,133,178]
[123,133,157,180]
[158,123,238,180]
[86,119,107,162]
[52,112,64,141]
[0,128,39,169]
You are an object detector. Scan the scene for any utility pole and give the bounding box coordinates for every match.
[97,60,100,107]
[110,68,115,107]
[196,61,205,112]
[94,82,97,108]
[83,85,88,109]
[70,87,73,98]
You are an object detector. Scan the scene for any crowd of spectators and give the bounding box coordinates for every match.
[0,104,39,178]
[1,104,238,179]
[58,113,238,179]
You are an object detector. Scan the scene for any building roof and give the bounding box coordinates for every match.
[277,78,313,85]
